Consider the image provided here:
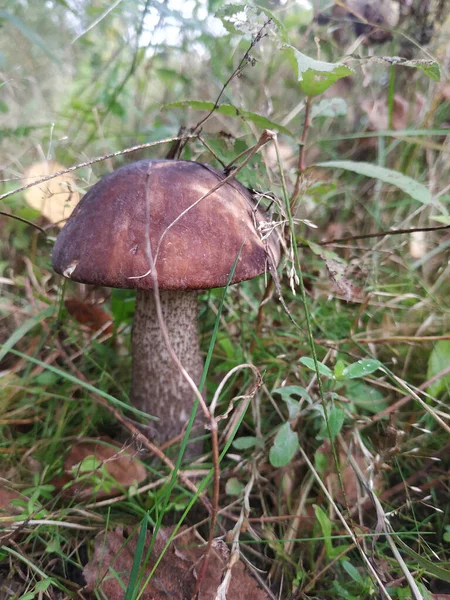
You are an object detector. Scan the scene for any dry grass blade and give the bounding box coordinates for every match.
[297,444,393,599]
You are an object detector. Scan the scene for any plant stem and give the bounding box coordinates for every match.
[291,95,312,209]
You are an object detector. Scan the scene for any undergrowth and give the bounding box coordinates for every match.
[1,1,450,599]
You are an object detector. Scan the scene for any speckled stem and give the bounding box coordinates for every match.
[131,289,204,449]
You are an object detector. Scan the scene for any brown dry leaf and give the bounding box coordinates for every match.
[323,256,356,302]
[0,487,25,519]
[322,442,384,505]
[65,299,113,335]
[84,526,196,599]
[361,93,425,133]
[178,530,269,600]
[23,161,79,226]
[52,437,146,500]
[314,247,365,303]
[83,527,270,599]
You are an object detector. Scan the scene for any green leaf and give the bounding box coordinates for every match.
[34,371,59,386]
[314,505,333,558]
[314,449,328,474]
[111,289,136,325]
[226,477,244,496]
[35,578,56,593]
[269,422,298,467]
[311,98,347,120]
[73,456,101,474]
[345,381,387,414]
[394,533,450,583]
[327,405,345,441]
[316,161,432,205]
[164,100,292,136]
[341,561,365,586]
[273,386,312,419]
[443,525,450,543]
[334,360,346,380]
[232,436,263,450]
[341,359,383,379]
[347,54,440,82]
[300,356,334,378]
[427,340,450,397]
[431,215,450,225]
[332,580,359,600]
[284,45,354,97]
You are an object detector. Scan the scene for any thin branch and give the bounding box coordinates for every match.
[190,20,272,136]
[360,363,450,429]
[291,95,312,208]
[0,211,46,235]
[0,135,197,204]
[72,0,123,43]
[302,224,450,247]
[172,19,271,158]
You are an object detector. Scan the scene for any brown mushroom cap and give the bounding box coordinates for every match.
[52,159,279,291]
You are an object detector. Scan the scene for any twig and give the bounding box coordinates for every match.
[172,19,271,158]
[299,543,356,596]
[388,374,450,434]
[0,135,197,204]
[190,21,271,136]
[291,95,312,208]
[213,469,256,599]
[306,224,450,247]
[194,364,261,599]
[72,0,123,43]
[361,363,450,429]
[0,211,46,235]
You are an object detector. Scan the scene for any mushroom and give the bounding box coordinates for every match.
[52,159,279,449]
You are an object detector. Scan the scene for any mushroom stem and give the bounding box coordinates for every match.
[131,289,204,449]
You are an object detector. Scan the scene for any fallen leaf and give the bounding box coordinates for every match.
[84,526,196,600]
[65,299,113,334]
[83,526,270,599]
[181,533,270,600]
[23,161,79,226]
[52,437,146,500]
[321,441,384,505]
[308,243,366,302]
[362,92,426,133]
[0,487,25,518]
